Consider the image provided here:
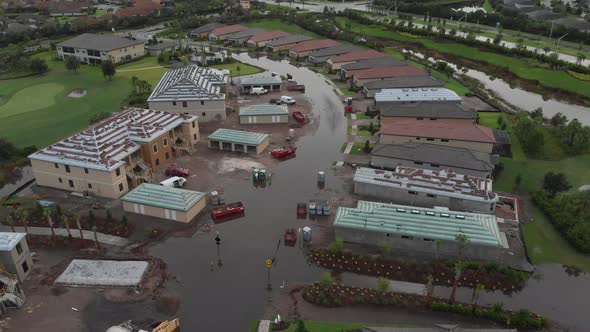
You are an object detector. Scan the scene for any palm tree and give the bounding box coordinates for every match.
[16,208,29,234]
[62,215,72,239]
[74,213,84,240]
[92,225,100,249]
[449,262,463,304]
[543,46,550,55]
[44,208,56,240]
[5,215,15,233]
[576,53,586,65]
[455,233,469,261]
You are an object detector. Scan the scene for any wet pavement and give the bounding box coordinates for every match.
[147,53,349,331]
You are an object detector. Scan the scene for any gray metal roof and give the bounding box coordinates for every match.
[0,232,26,251]
[227,28,266,40]
[57,33,144,51]
[266,34,313,47]
[363,326,517,332]
[146,40,179,50]
[190,22,226,35]
[370,143,495,173]
[208,128,269,146]
[308,44,363,58]
[378,102,476,119]
[335,200,503,247]
[240,76,282,86]
[121,183,205,212]
[354,166,497,203]
[493,129,511,145]
[363,76,444,90]
[239,104,288,116]
[375,88,461,103]
[341,57,406,71]
[148,65,227,102]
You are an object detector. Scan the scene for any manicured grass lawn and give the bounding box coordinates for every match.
[346,113,372,120]
[244,19,320,38]
[350,142,375,155]
[340,87,355,95]
[210,61,264,77]
[336,17,417,43]
[0,53,167,148]
[478,112,590,193]
[95,8,107,16]
[118,56,167,86]
[523,204,590,272]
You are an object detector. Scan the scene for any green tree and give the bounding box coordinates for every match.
[455,233,469,261]
[30,58,48,74]
[542,171,571,197]
[16,208,29,234]
[514,173,522,191]
[493,32,502,45]
[576,52,586,65]
[560,119,590,154]
[327,238,344,253]
[101,60,116,80]
[65,56,80,73]
[294,320,309,332]
[531,107,544,121]
[550,112,568,127]
[0,138,16,161]
[514,114,544,155]
[319,272,334,289]
[363,139,371,153]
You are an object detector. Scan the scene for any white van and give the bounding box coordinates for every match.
[160,176,187,188]
[278,96,296,105]
[250,87,268,95]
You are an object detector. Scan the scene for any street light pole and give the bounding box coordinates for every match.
[556,33,568,54]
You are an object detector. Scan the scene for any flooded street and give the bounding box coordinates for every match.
[148,54,348,331]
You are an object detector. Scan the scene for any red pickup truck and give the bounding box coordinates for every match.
[287,85,305,93]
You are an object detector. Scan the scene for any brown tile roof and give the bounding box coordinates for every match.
[353,65,428,80]
[211,24,247,36]
[289,39,340,53]
[328,49,387,63]
[381,121,496,143]
[249,30,290,43]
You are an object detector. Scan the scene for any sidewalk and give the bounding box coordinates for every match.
[0,226,130,247]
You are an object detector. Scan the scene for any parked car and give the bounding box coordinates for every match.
[250,87,268,95]
[165,165,189,177]
[277,96,296,105]
[269,98,278,104]
[287,85,305,93]
[160,176,187,188]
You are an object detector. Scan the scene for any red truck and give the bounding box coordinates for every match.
[287,85,305,93]
[211,202,245,219]
[165,165,189,177]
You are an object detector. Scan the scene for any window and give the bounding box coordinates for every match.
[192,121,196,128]
[430,163,440,167]
[68,180,74,188]
[416,117,424,120]
[84,168,89,174]
[163,138,168,147]
[441,139,449,142]
[202,112,206,117]
[54,163,59,169]
[430,117,437,120]
[58,178,63,183]
[193,134,197,140]
[414,161,423,165]
[155,158,160,166]
[408,190,418,195]
[119,183,124,192]
[173,101,177,106]
[423,238,434,242]
[440,213,450,218]
[182,101,188,107]
[165,152,170,160]
[153,144,158,153]
[88,183,93,189]
[427,193,437,198]
[456,215,466,220]
[426,211,436,216]
[386,233,392,237]
[21,261,28,274]
[169,130,174,136]
[396,208,406,212]
[16,243,22,255]
[401,235,414,240]
[416,137,421,140]
[65,165,71,173]
[200,100,205,105]
[426,138,434,141]
[116,168,121,176]
[411,210,421,214]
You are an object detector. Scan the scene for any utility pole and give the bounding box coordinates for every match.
[549,21,554,40]
[556,33,568,54]
[265,258,273,290]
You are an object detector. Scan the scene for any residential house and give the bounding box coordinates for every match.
[379,120,497,154]
[369,142,496,179]
[190,22,226,39]
[240,76,282,94]
[209,24,247,41]
[340,57,406,79]
[227,28,266,45]
[207,128,270,154]
[307,44,363,64]
[29,108,199,199]
[326,49,386,71]
[352,66,429,88]
[353,166,498,214]
[148,65,229,122]
[247,30,290,48]
[48,1,87,17]
[266,34,313,52]
[56,33,145,64]
[362,76,444,98]
[146,40,179,56]
[239,104,289,124]
[378,102,477,125]
[287,39,340,59]
[0,233,33,282]
[335,201,505,264]
[374,88,462,104]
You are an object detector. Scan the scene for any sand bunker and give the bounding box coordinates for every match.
[67,89,87,98]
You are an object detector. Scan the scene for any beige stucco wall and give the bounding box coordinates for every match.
[122,196,206,223]
[328,59,357,71]
[149,100,226,122]
[257,138,270,154]
[379,134,494,154]
[239,114,288,124]
[30,159,129,199]
[178,120,200,145]
[0,236,33,282]
[57,43,145,64]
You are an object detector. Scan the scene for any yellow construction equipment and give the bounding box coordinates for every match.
[152,319,180,332]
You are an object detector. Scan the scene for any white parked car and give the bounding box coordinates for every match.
[160,176,187,188]
[278,96,296,105]
[250,87,268,95]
